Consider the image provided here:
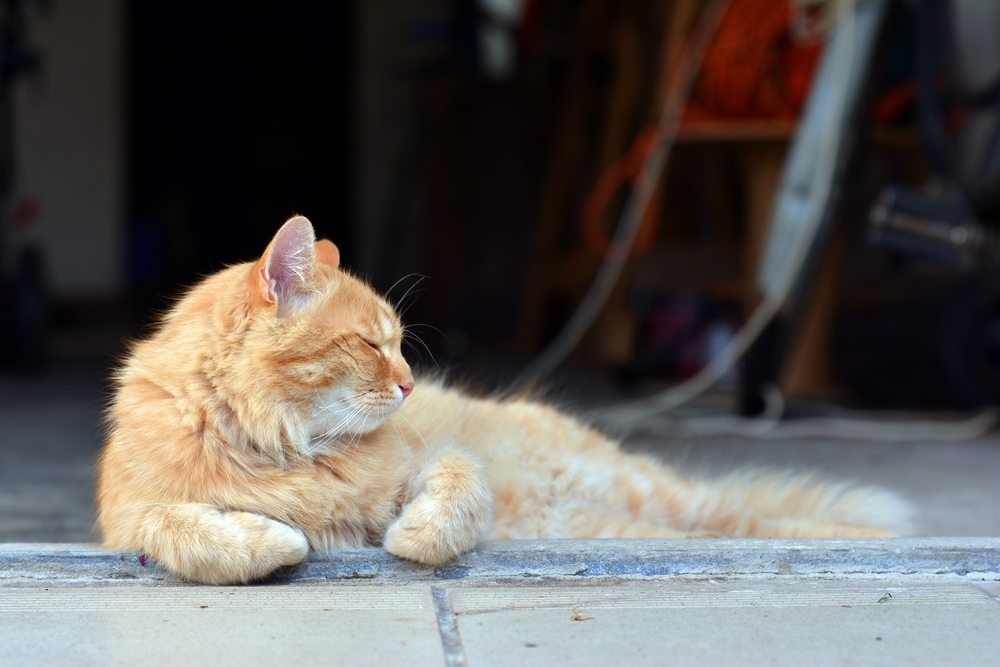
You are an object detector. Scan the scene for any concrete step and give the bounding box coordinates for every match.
[3,538,999,583]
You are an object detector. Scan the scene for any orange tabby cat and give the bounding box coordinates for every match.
[96,216,911,584]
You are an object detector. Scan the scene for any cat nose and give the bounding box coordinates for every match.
[399,381,414,399]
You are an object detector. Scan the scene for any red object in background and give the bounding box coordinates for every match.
[782,39,823,112]
[873,79,918,125]
[580,124,662,260]
[684,0,823,122]
[11,196,41,231]
[518,0,545,59]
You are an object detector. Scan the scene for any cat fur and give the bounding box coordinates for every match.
[95,216,913,584]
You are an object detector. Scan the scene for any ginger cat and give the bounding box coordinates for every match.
[96,217,911,584]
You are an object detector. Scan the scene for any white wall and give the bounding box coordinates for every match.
[8,0,125,298]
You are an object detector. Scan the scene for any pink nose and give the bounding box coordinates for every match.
[399,382,414,399]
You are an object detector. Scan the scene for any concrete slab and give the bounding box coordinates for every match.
[451,581,1000,667]
[0,585,444,667]
[4,578,996,667]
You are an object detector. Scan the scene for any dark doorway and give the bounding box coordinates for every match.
[128,1,353,312]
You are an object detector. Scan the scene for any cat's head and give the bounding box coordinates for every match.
[238,216,414,444]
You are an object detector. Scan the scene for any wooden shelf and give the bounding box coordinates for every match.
[871,125,921,148]
[674,120,923,146]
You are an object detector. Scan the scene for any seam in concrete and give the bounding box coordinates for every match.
[972,582,1000,604]
[431,587,468,667]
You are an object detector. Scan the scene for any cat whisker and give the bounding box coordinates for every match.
[314,404,365,423]
[394,275,427,309]
[390,417,416,465]
[306,401,371,456]
[404,330,438,368]
[385,273,427,301]
[341,404,377,463]
[404,322,446,337]
[397,289,428,318]
[395,412,431,454]
[317,404,363,433]
[403,338,434,367]
[313,401,356,418]
[326,406,368,439]
[312,388,368,412]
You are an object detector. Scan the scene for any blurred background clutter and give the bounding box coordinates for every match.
[3,0,1000,541]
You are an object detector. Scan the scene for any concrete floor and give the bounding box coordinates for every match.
[4,576,1000,667]
[0,362,107,542]
[3,540,1000,667]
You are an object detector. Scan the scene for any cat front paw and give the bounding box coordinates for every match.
[383,451,493,566]
[135,505,310,584]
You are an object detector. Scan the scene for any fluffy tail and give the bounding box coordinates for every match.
[705,470,916,537]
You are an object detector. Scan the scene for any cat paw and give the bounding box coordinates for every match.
[247,515,310,567]
[383,452,493,566]
[383,499,488,565]
[200,511,310,582]
[383,495,459,565]
[146,507,310,584]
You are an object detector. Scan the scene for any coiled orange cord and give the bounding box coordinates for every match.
[580,0,822,261]
[580,124,662,260]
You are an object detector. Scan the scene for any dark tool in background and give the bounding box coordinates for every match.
[867,186,999,270]
[0,0,46,370]
[836,0,1000,409]
[743,0,1000,412]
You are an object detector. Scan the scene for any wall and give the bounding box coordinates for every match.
[8,0,125,299]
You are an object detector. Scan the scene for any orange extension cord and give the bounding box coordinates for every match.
[580,125,663,260]
[693,0,821,120]
[581,0,822,261]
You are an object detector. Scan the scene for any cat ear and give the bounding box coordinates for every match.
[256,216,317,310]
[315,239,340,268]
